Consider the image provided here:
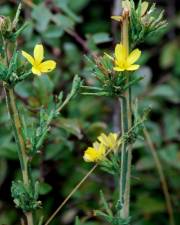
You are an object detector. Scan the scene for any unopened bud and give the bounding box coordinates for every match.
[122,8,130,19]
[0,16,11,34]
[122,0,131,15]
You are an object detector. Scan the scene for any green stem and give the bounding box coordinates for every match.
[119,96,128,204]
[122,86,132,218]
[119,93,132,219]
[57,92,74,113]
[44,164,98,225]
[4,86,34,225]
[119,8,132,220]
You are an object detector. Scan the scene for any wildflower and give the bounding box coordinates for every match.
[97,133,119,151]
[113,43,141,71]
[22,44,56,76]
[83,142,106,162]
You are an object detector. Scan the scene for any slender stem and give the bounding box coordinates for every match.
[119,95,132,219]
[57,92,74,113]
[26,212,34,225]
[5,87,28,184]
[44,164,98,225]
[122,84,132,219]
[143,128,175,225]
[119,8,132,220]
[4,86,34,225]
[119,97,128,206]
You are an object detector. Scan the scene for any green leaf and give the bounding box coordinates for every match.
[32,3,52,32]
[45,140,73,160]
[149,84,176,99]
[0,136,18,160]
[75,217,81,225]
[58,118,82,139]
[64,43,81,65]
[100,190,113,216]
[33,75,54,105]
[160,41,177,69]
[52,14,74,30]
[54,0,82,23]
[91,32,112,44]
[38,182,52,195]
[159,144,180,170]
[136,194,165,214]
[43,25,64,39]
[164,110,180,140]
[136,156,155,171]
[174,50,180,76]
[69,0,91,12]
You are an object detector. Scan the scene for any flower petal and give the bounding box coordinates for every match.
[99,144,106,156]
[39,60,56,73]
[34,44,44,64]
[127,49,141,66]
[126,64,140,71]
[22,51,35,65]
[83,147,99,162]
[32,67,41,76]
[98,133,108,147]
[113,66,125,71]
[111,15,123,22]
[93,141,100,150]
[115,44,127,63]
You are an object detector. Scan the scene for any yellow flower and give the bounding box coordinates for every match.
[22,44,56,76]
[113,43,141,71]
[83,142,106,163]
[97,133,119,151]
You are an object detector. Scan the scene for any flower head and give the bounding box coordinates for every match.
[97,133,119,151]
[83,132,119,163]
[113,43,141,72]
[22,44,56,76]
[83,142,106,162]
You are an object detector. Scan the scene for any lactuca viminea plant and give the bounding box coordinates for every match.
[0,4,81,225]
[80,0,167,225]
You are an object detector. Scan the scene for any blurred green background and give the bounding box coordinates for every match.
[0,0,179,224]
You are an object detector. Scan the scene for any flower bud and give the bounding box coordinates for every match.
[0,16,11,35]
